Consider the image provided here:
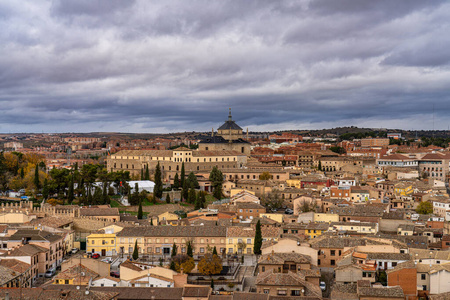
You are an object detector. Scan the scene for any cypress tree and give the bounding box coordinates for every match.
[209,166,223,200]
[145,165,150,180]
[137,200,143,219]
[150,218,153,226]
[132,183,139,206]
[132,240,139,260]
[187,241,193,257]
[154,162,163,199]
[166,193,171,204]
[173,173,179,189]
[211,279,214,290]
[171,243,177,257]
[141,168,144,180]
[212,246,218,256]
[180,162,185,190]
[182,182,188,201]
[194,192,201,210]
[170,261,176,271]
[34,164,40,190]
[102,181,109,204]
[93,187,102,204]
[87,187,93,205]
[254,220,262,255]
[68,174,74,204]
[20,168,24,179]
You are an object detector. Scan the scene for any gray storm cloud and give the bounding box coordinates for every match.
[0,0,450,133]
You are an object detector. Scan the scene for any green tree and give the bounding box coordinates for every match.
[166,193,171,204]
[141,168,144,180]
[198,253,223,277]
[169,260,176,271]
[137,200,143,219]
[132,240,139,260]
[173,173,180,189]
[211,279,214,290]
[188,188,196,204]
[20,168,24,179]
[154,162,163,199]
[145,165,150,180]
[209,166,223,200]
[182,182,189,201]
[186,172,199,188]
[318,160,322,171]
[171,243,178,257]
[68,174,74,204]
[34,164,40,190]
[254,220,262,255]
[212,246,218,256]
[42,178,49,200]
[93,187,102,204]
[180,162,185,190]
[416,201,433,214]
[150,218,153,226]
[102,181,110,205]
[186,240,193,257]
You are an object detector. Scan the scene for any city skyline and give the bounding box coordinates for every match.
[1,0,450,133]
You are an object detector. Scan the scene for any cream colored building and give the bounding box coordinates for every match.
[107,148,247,182]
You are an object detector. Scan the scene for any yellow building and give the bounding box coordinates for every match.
[86,225,124,256]
[394,182,413,197]
[151,212,179,225]
[226,226,279,255]
[304,223,329,239]
[286,179,302,189]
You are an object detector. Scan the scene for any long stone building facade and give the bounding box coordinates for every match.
[107,147,247,182]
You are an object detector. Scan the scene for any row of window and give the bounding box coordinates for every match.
[119,238,224,244]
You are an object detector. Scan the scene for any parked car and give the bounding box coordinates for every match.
[92,253,100,259]
[284,208,293,215]
[45,267,56,278]
[101,257,112,264]
[110,271,120,278]
[320,281,326,291]
[71,248,79,254]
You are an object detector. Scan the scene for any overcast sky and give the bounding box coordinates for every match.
[1,0,450,133]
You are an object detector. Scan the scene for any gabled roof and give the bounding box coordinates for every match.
[258,252,311,265]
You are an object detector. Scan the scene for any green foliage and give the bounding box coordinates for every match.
[137,201,143,219]
[253,220,262,255]
[68,174,74,204]
[212,246,218,256]
[209,166,223,200]
[169,260,176,271]
[211,279,214,289]
[329,146,346,154]
[166,193,171,204]
[171,243,178,257]
[42,178,49,200]
[173,173,180,189]
[145,165,150,180]
[318,160,322,171]
[34,164,40,190]
[186,172,199,189]
[180,162,185,190]
[154,162,163,199]
[188,188,196,204]
[339,131,382,141]
[416,201,433,214]
[186,240,193,257]
[132,240,139,260]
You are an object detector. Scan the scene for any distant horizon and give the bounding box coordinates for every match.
[1,126,449,136]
